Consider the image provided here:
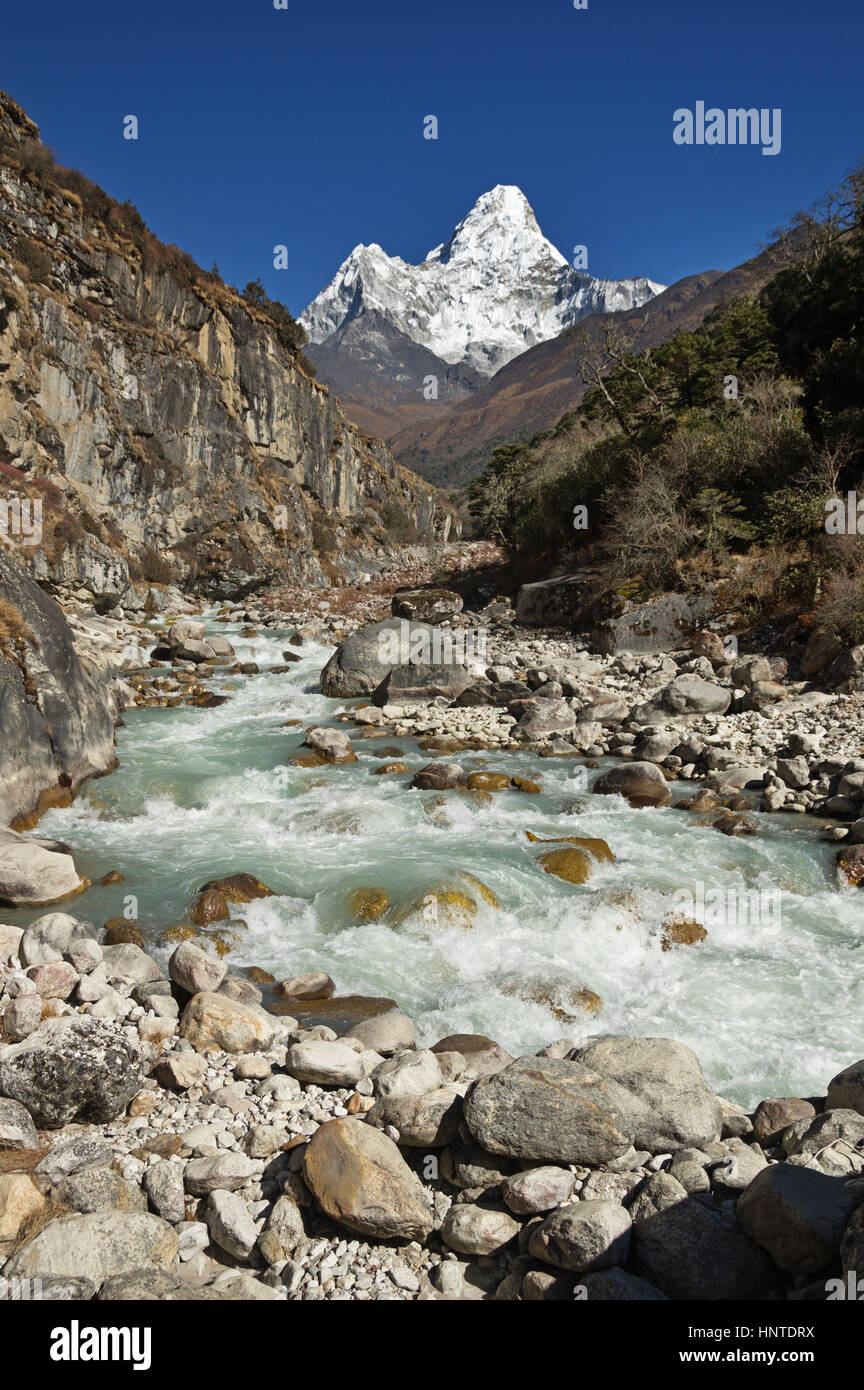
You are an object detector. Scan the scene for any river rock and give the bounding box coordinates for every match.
[206,1189,258,1259]
[411,762,466,791]
[373,665,476,707]
[346,1011,415,1055]
[2,993,42,1041]
[276,972,335,1000]
[631,1172,781,1298]
[285,1040,363,1086]
[321,619,462,698]
[100,943,164,986]
[180,991,283,1053]
[464,1056,633,1165]
[372,1049,442,1099]
[26,960,79,999]
[0,1096,38,1150]
[367,1089,462,1146]
[827,1058,864,1116]
[259,1194,305,1263]
[0,1016,143,1127]
[184,1152,257,1196]
[169,940,227,995]
[578,1269,668,1300]
[529,1200,632,1273]
[4,1211,178,1282]
[304,726,357,763]
[752,1097,816,1144]
[502,1165,576,1214]
[154,1051,208,1090]
[144,1161,186,1224]
[391,588,464,621]
[0,1172,45,1251]
[567,1036,723,1151]
[0,923,23,966]
[303,1117,433,1240]
[18,913,93,967]
[441,1204,521,1255]
[736,1163,857,1274]
[0,828,87,908]
[54,1166,146,1214]
[592,762,672,808]
[432,1034,513,1076]
[33,1136,113,1188]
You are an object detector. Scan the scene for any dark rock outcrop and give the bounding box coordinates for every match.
[0,549,116,825]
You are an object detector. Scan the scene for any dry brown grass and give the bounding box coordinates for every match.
[5,1196,68,1256]
[0,596,36,655]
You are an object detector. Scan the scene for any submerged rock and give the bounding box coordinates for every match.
[593,762,672,808]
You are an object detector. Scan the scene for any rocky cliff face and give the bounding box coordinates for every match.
[0,548,117,827]
[0,92,454,607]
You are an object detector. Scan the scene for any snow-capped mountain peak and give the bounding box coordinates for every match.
[301,187,664,376]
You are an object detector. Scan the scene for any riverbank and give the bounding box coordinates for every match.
[1,563,863,1303]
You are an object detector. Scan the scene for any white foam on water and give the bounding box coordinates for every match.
[32,616,864,1107]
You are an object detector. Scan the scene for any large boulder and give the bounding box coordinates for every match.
[4,1211,178,1282]
[0,1016,143,1127]
[169,941,227,996]
[463,1056,633,1166]
[513,697,578,740]
[827,1058,864,1116]
[592,762,672,808]
[0,550,116,828]
[659,677,731,715]
[18,912,95,966]
[593,593,715,655]
[567,1037,723,1152]
[180,992,284,1054]
[372,665,476,707]
[303,1117,433,1240]
[0,828,87,907]
[321,619,473,698]
[736,1163,857,1275]
[631,1172,781,1299]
[367,1089,462,1147]
[391,588,464,622]
[284,1041,363,1087]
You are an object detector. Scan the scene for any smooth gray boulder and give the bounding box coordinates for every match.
[4,1211,178,1282]
[322,619,470,698]
[0,1016,143,1128]
[463,1056,633,1166]
[566,1036,724,1152]
[660,677,731,715]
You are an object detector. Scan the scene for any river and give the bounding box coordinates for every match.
[17,616,864,1109]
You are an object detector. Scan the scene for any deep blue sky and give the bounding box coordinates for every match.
[3,0,863,316]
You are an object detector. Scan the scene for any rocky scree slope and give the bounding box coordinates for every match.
[0,92,454,606]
